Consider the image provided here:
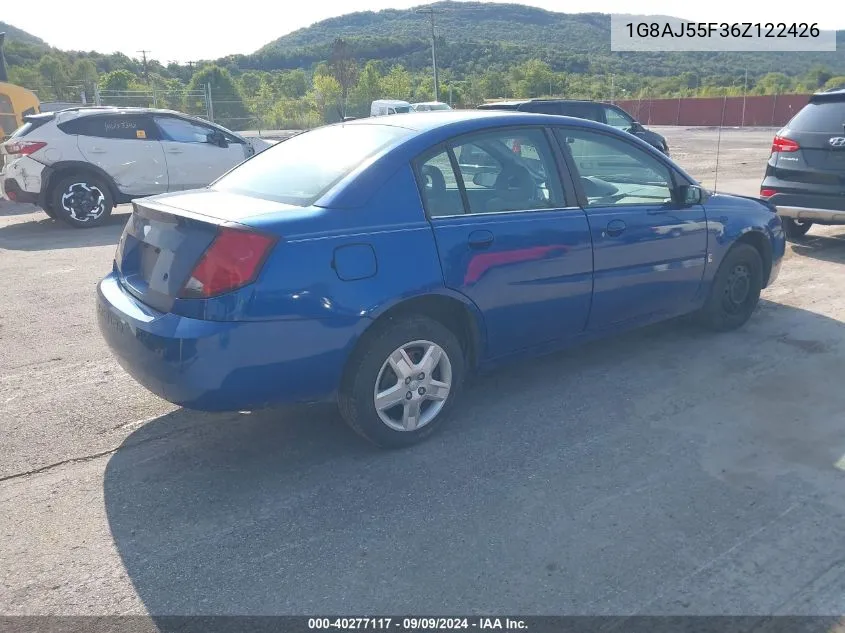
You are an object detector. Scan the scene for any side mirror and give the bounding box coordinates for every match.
[473,172,497,188]
[629,121,644,133]
[677,184,703,206]
[207,131,228,148]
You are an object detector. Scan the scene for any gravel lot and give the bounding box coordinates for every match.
[2,127,845,615]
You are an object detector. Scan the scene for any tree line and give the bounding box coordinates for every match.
[5,35,844,131]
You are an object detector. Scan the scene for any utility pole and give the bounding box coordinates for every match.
[416,7,439,102]
[610,74,614,103]
[741,68,748,127]
[137,50,151,81]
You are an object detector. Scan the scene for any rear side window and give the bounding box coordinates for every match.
[787,102,845,133]
[59,115,158,140]
[213,123,411,206]
[520,102,562,115]
[559,104,602,122]
[417,127,565,217]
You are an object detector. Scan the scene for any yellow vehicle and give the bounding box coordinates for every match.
[0,33,40,139]
[0,82,40,139]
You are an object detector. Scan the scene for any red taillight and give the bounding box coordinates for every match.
[771,136,799,153]
[760,188,777,198]
[180,227,276,299]
[3,141,47,156]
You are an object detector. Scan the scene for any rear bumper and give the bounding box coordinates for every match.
[763,189,845,225]
[776,206,845,223]
[0,156,43,203]
[96,273,366,411]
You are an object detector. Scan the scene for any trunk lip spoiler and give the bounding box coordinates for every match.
[130,196,253,229]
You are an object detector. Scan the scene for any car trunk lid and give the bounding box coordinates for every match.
[115,191,291,313]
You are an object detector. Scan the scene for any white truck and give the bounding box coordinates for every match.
[370,100,411,117]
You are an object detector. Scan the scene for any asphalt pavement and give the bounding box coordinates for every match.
[2,128,845,615]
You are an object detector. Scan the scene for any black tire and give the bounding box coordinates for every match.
[41,203,58,219]
[338,315,466,448]
[698,243,764,332]
[782,217,812,240]
[50,174,114,228]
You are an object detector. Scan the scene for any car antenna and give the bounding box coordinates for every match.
[713,96,728,192]
[713,123,723,192]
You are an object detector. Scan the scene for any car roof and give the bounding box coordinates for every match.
[50,106,244,135]
[372,100,410,106]
[55,106,196,118]
[480,99,600,107]
[317,110,695,209]
[341,109,597,134]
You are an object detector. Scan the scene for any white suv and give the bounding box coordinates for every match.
[0,107,270,227]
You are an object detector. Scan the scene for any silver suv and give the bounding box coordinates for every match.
[1,107,269,227]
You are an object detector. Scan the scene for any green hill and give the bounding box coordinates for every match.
[0,21,48,48]
[239,1,845,78]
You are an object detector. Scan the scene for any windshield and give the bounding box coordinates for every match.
[213,124,411,206]
[393,106,411,114]
[429,104,451,111]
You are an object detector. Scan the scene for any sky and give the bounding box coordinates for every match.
[3,0,842,63]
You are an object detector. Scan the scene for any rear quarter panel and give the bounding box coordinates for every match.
[241,164,459,323]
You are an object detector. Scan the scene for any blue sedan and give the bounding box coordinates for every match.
[97,111,785,447]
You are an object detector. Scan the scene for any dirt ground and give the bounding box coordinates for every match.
[2,127,845,616]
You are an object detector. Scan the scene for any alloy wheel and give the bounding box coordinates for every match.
[373,340,453,432]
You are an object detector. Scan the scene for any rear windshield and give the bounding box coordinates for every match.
[788,102,845,133]
[393,106,411,114]
[10,115,54,139]
[213,124,411,206]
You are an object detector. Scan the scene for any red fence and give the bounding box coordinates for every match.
[613,94,810,127]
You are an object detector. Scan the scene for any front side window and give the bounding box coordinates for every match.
[603,106,634,130]
[417,127,564,217]
[214,123,410,206]
[155,117,215,143]
[558,128,673,207]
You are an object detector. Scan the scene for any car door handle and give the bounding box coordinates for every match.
[604,219,626,237]
[166,148,184,154]
[89,147,107,154]
[468,230,494,249]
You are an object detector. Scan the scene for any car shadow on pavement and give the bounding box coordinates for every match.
[0,210,129,251]
[0,201,41,216]
[789,231,845,265]
[103,299,845,616]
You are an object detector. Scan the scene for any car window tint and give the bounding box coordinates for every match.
[59,115,156,140]
[214,123,410,207]
[558,104,602,121]
[521,102,561,115]
[787,102,845,133]
[417,149,466,217]
[155,117,213,143]
[558,128,673,207]
[603,106,634,130]
[451,128,563,214]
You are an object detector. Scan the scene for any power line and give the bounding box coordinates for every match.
[415,7,439,102]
